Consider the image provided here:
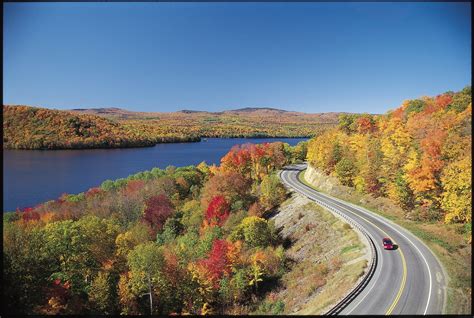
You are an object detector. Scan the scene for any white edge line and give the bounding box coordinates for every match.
[296,165,433,315]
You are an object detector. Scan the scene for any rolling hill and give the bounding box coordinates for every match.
[4,105,342,149]
[3,105,189,150]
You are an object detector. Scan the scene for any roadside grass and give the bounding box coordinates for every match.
[340,244,361,255]
[297,259,367,315]
[272,196,369,314]
[298,169,472,314]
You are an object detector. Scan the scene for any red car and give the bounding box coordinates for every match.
[382,237,394,250]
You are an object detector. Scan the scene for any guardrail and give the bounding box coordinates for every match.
[325,232,377,315]
[278,169,378,315]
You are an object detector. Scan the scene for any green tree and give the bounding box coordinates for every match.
[43,220,92,294]
[394,171,415,211]
[43,216,120,296]
[331,142,343,167]
[230,216,272,248]
[3,222,52,314]
[180,200,203,230]
[156,214,183,245]
[447,90,471,113]
[292,140,308,162]
[77,216,121,266]
[88,271,117,314]
[335,157,356,186]
[405,99,426,114]
[338,114,357,134]
[127,242,166,315]
[259,174,287,210]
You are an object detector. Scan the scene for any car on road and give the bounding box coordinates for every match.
[382,237,394,250]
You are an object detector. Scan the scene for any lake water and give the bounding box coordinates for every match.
[3,138,306,212]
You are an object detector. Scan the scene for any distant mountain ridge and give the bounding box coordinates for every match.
[69,106,352,117]
[225,107,289,113]
[179,109,207,114]
[71,106,297,114]
[71,107,123,112]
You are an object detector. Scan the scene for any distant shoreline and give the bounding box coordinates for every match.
[3,135,312,151]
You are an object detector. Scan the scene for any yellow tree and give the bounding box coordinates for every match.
[441,156,471,223]
[307,129,344,173]
[347,133,370,193]
[379,116,413,202]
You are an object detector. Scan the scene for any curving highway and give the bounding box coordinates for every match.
[279,163,447,315]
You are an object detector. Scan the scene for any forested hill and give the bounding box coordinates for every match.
[307,86,472,225]
[3,105,342,149]
[3,106,159,149]
[69,106,341,139]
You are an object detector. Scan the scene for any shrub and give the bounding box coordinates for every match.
[230,216,272,248]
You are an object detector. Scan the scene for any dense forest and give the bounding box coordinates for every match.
[2,106,201,150]
[3,105,338,150]
[3,141,308,315]
[72,107,340,140]
[307,86,472,226]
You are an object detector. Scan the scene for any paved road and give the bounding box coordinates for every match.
[279,163,447,315]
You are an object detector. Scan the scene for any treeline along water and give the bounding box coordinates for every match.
[3,138,306,212]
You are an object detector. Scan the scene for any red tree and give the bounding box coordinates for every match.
[200,171,250,209]
[85,187,104,198]
[125,180,145,194]
[221,145,252,175]
[143,194,173,234]
[205,195,230,226]
[198,239,232,288]
[435,94,453,110]
[20,207,41,222]
[356,116,375,134]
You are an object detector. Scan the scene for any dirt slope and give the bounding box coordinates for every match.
[269,192,370,314]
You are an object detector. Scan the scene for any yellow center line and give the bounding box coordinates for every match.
[386,246,407,315]
[295,169,408,315]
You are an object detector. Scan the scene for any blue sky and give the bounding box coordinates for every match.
[3,2,471,114]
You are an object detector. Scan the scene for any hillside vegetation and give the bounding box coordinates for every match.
[3,141,309,315]
[268,195,368,314]
[3,105,339,150]
[3,106,159,149]
[307,86,471,226]
[71,107,339,139]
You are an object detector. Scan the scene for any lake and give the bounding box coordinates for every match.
[3,137,306,212]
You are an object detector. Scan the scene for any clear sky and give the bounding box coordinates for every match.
[3,2,471,114]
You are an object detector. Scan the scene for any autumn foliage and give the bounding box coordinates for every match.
[143,194,174,233]
[220,142,288,181]
[20,207,41,222]
[72,107,338,140]
[204,196,230,227]
[3,105,338,150]
[3,105,155,149]
[307,86,472,224]
[195,239,233,289]
[3,140,299,315]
